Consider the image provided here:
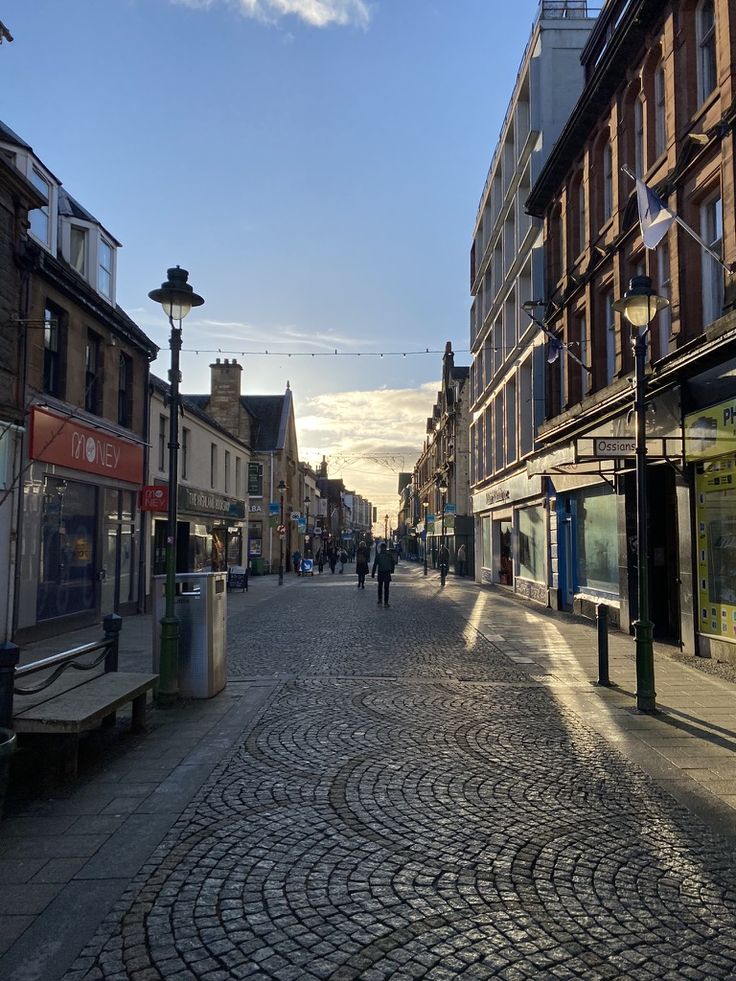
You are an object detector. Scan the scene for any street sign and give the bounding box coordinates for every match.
[313,527,322,536]
[593,438,636,456]
[444,503,457,514]
[277,524,286,534]
[269,502,280,515]
[290,511,300,521]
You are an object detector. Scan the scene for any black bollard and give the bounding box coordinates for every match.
[0,641,20,729]
[596,603,611,687]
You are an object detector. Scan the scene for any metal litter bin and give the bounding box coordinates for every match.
[153,572,227,697]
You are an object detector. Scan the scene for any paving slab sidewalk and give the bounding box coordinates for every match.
[418,564,736,830]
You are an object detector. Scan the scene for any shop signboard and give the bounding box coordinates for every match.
[30,405,144,484]
[443,502,456,514]
[685,397,736,461]
[178,485,245,520]
[297,517,306,532]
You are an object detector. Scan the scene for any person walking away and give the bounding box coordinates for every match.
[372,542,395,607]
[317,549,324,574]
[456,543,466,577]
[356,540,369,589]
[292,549,301,575]
[329,549,337,574]
[338,547,347,574]
[438,542,449,586]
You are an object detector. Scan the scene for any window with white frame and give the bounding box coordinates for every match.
[70,226,87,275]
[697,0,717,104]
[577,177,586,254]
[98,238,113,298]
[701,193,723,326]
[224,450,231,494]
[654,61,666,158]
[29,168,51,246]
[235,456,241,498]
[484,406,493,478]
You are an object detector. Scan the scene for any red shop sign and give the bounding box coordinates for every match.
[30,406,144,484]
[140,485,169,512]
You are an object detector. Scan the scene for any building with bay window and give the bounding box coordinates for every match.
[0,120,158,641]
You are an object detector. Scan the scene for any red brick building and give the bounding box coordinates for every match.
[525,0,736,660]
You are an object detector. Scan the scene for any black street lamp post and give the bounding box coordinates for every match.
[422,500,429,576]
[148,267,204,703]
[438,475,448,551]
[304,496,310,557]
[613,275,669,713]
[278,479,286,585]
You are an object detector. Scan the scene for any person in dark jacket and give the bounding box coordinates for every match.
[371,542,395,607]
[356,540,369,589]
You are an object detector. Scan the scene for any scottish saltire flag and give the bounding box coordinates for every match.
[636,178,675,248]
[547,336,564,364]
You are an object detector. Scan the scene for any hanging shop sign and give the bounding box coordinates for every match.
[140,485,168,512]
[30,405,144,484]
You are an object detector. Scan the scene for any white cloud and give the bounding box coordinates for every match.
[297,382,438,519]
[171,0,372,28]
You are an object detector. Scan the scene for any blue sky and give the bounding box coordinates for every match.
[1,0,546,515]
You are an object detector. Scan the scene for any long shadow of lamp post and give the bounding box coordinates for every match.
[148,267,204,703]
[613,274,669,713]
[278,479,286,585]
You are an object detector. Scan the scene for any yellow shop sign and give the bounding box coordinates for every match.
[685,397,736,461]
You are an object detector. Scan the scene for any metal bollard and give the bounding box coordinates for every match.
[103,613,123,672]
[596,603,611,686]
[0,641,20,729]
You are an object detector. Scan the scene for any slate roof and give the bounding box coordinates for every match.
[241,395,288,451]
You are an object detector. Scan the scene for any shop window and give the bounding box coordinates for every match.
[574,488,618,595]
[37,477,97,621]
[482,515,492,570]
[518,506,545,583]
[701,193,724,325]
[248,520,263,558]
[85,330,103,414]
[43,304,65,398]
[117,353,132,427]
[695,456,736,638]
[697,0,717,104]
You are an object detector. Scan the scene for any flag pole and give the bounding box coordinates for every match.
[621,164,734,274]
[521,307,591,372]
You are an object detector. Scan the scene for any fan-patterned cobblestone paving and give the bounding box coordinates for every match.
[66,571,736,979]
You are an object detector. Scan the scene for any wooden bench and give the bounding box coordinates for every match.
[0,614,158,778]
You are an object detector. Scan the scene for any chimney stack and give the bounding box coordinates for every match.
[209,358,245,440]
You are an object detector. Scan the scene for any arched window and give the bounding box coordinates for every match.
[697,0,717,103]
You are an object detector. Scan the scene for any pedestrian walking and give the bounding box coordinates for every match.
[457,543,466,577]
[355,540,369,589]
[438,542,449,587]
[292,549,301,575]
[317,549,324,574]
[371,542,395,607]
[329,549,337,574]
[338,547,347,574]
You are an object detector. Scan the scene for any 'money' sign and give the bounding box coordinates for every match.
[30,406,144,484]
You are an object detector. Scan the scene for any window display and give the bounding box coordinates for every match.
[696,454,736,640]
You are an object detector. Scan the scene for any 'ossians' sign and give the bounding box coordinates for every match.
[30,405,144,484]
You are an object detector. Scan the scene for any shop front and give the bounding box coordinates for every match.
[16,405,145,640]
[151,485,245,579]
[686,395,736,660]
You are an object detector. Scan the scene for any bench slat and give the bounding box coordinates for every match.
[13,672,158,734]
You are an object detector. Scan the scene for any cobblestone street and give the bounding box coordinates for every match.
[49,564,736,980]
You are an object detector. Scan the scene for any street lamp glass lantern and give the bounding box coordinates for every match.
[438,478,448,494]
[148,266,204,322]
[278,480,286,492]
[613,275,669,328]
